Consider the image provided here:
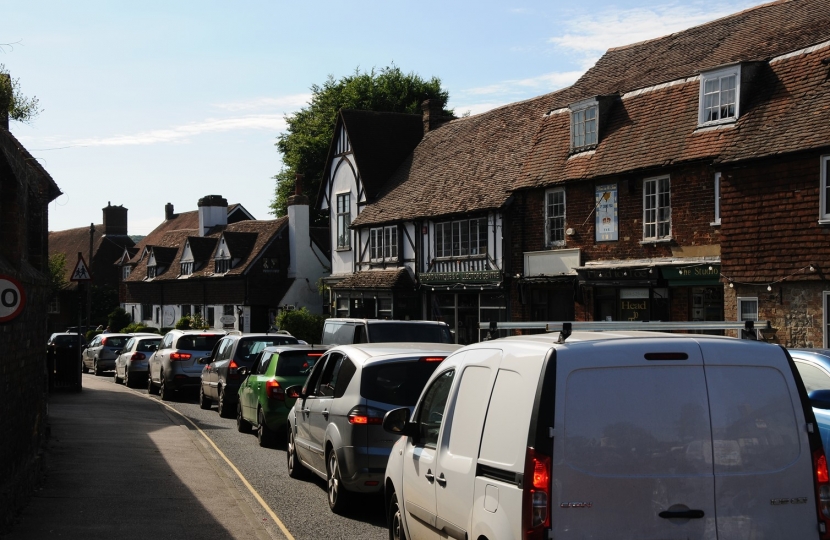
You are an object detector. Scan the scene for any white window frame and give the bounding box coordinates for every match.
[712,172,722,226]
[435,218,488,258]
[122,265,131,281]
[737,297,758,322]
[642,175,672,241]
[336,192,351,250]
[215,258,230,274]
[369,226,398,263]
[545,188,566,246]
[147,265,157,279]
[181,261,193,276]
[820,156,830,222]
[570,99,598,151]
[698,66,740,126]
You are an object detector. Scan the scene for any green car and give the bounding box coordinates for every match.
[237,345,327,447]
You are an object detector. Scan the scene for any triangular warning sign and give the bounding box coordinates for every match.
[70,254,92,282]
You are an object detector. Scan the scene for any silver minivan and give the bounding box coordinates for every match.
[285,342,460,513]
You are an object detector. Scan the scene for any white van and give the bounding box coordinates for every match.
[321,318,453,345]
[382,322,830,540]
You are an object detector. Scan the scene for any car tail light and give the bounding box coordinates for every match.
[266,379,284,400]
[228,359,240,380]
[347,405,384,425]
[813,449,830,538]
[419,356,446,363]
[101,337,109,346]
[522,447,551,540]
[170,352,192,361]
[129,352,146,362]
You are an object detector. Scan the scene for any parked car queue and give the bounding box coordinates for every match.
[75,321,830,539]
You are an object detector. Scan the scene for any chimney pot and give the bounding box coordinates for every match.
[102,203,128,236]
[165,202,175,220]
[287,173,309,207]
[422,99,444,134]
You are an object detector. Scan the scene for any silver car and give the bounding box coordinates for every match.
[285,342,460,513]
[114,335,162,388]
[148,329,226,400]
[82,333,132,375]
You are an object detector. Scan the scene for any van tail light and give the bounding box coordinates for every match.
[347,405,384,425]
[522,447,551,540]
[228,359,240,380]
[170,352,192,361]
[419,356,446,363]
[266,379,284,400]
[813,449,830,538]
[129,352,146,362]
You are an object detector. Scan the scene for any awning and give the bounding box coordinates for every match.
[576,257,721,287]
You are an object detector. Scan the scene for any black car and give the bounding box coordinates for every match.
[199,332,300,417]
[47,332,86,362]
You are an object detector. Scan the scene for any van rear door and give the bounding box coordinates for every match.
[699,339,818,538]
[552,339,716,539]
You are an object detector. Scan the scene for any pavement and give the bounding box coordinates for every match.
[3,374,282,540]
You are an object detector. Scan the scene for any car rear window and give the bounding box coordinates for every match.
[103,337,129,348]
[367,323,452,344]
[176,334,223,351]
[361,360,442,406]
[275,351,321,377]
[54,335,80,346]
[235,337,300,362]
[137,339,161,352]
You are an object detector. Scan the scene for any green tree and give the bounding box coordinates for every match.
[108,307,131,333]
[275,308,326,344]
[270,65,452,218]
[0,63,41,123]
[48,253,67,298]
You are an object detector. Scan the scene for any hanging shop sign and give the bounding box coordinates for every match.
[595,184,619,242]
[0,275,26,323]
[420,270,502,285]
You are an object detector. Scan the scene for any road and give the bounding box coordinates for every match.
[92,372,388,540]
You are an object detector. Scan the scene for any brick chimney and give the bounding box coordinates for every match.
[422,99,445,134]
[287,173,310,279]
[102,202,128,235]
[0,73,9,131]
[197,195,228,236]
[165,202,175,220]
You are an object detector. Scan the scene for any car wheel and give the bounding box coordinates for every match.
[159,373,173,401]
[93,358,103,376]
[236,402,252,433]
[217,386,232,418]
[387,491,406,540]
[81,361,89,374]
[199,386,211,410]
[257,408,276,447]
[327,449,348,514]
[147,373,159,395]
[113,367,122,384]
[286,427,306,479]
[124,369,132,388]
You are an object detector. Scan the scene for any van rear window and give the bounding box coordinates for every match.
[367,323,452,344]
[361,360,441,406]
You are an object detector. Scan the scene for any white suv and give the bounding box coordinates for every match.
[382,322,830,540]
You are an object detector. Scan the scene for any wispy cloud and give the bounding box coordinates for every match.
[64,114,288,147]
[212,94,311,112]
[464,70,583,97]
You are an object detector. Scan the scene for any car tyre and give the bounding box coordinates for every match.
[257,407,277,447]
[199,386,211,410]
[147,373,159,395]
[159,373,173,401]
[217,386,233,418]
[236,402,252,433]
[124,369,134,388]
[388,491,406,540]
[286,427,306,479]
[81,361,89,374]
[327,449,348,514]
[93,358,103,376]
[113,367,122,384]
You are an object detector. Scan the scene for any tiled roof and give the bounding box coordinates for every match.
[546,0,830,111]
[331,268,415,290]
[126,218,287,282]
[351,92,555,226]
[317,110,424,208]
[0,127,61,202]
[49,226,134,284]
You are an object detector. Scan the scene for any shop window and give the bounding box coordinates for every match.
[336,297,350,317]
[378,297,393,320]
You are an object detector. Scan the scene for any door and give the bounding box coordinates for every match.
[206,339,232,400]
[401,369,456,540]
[552,339,716,539]
[240,351,271,421]
[293,357,327,468]
[434,350,501,540]
[151,333,174,383]
[307,352,345,472]
[700,340,818,538]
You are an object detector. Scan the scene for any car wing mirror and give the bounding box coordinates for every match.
[383,407,418,438]
[114,349,122,355]
[198,356,211,365]
[238,366,249,377]
[810,389,830,410]
[285,385,303,400]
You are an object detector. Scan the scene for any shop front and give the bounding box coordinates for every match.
[421,270,505,344]
[330,269,420,321]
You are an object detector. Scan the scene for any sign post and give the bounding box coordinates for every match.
[70,253,92,390]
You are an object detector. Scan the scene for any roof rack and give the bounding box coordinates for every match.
[480,320,772,343]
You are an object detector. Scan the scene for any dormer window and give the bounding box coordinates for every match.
[570,99,598,152]
[699,66,740,125]
[122,266,131,281]
[181,262,193,276]
[215,258,230,274]
[147,264,158,279]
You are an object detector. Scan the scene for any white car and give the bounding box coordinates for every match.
[113,334,162,387]
[383,322,830,540]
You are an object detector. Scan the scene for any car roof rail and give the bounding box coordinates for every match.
[481,320,772,343]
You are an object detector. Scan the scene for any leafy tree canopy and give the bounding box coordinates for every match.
[270,65,452,218]
[0,63,41,123]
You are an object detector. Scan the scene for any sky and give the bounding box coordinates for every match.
[3,0,765,235]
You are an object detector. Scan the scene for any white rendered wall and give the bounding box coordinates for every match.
[329,155,359,277]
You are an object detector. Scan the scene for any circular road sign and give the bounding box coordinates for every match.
[0,275,26,323]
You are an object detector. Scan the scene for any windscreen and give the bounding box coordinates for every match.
[275,351,320,377]
[361,360,442,406]
[176,334,223,351]
[367,323,452,344]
